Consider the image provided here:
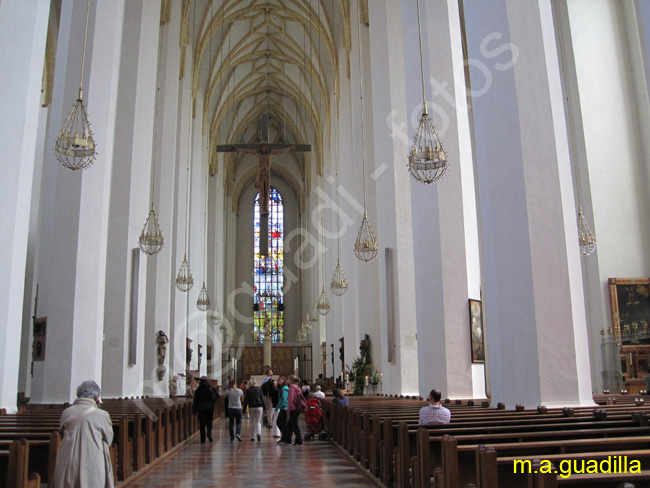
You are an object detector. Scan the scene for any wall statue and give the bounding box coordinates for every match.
[156,330,169,381]
[360,334,371,365]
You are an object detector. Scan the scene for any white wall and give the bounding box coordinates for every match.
[568,0,650,390]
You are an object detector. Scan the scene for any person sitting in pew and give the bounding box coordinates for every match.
[51,380,114,488]
[419,388,451,425]
[332,387,348,406]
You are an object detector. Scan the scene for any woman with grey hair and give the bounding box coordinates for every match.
[52,380,114,488]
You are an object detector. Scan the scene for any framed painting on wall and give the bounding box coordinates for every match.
[469,299,485,363]
[608,278,650,345]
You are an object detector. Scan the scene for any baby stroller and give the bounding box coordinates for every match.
[304,397,326,441]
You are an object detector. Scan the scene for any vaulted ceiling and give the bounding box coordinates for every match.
[180,0,357,188]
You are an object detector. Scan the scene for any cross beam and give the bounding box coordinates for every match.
[218,115,310,257]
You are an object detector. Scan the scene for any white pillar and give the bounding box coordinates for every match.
[30,0,125,403]
[400,0,483,400]
[145,5,182,397]
[0,0,50,412]
[368,0,419,395]
[101,0,160,398]
[465,0,593,408]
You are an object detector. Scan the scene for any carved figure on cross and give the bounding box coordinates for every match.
[216,114,311,216]
[235,142,296,215]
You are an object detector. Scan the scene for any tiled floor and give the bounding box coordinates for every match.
[124,416,377,488]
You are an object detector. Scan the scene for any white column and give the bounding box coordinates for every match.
[101,0,160,398]
[31,0,125,403]
[0,0,50,412]
[147,5,182,396]
[404,0,482,400]
[466,0,593,408]
[368,0,419,395]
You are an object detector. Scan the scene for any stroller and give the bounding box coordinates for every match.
[304,397,326,441]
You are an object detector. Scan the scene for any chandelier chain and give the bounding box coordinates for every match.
[356,0,368,210]
[79,0,90,98]
[553,0,596,256]
[416,0,427,111]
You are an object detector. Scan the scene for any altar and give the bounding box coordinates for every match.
[222,343,312,384]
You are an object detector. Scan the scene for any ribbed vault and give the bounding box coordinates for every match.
[179,0,352,193]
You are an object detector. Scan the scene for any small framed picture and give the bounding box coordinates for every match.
[33,317,47,361]
[469,299,484,363]
[33,317,46,337]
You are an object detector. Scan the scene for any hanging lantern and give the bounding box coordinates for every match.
[138,203,164,255]
[354,211,378,262]
[310,308,320,328]
[197,282,210,311]
[208,305,222,327]
[577,205,596,256]
[317,286,331,316]
[55,0,96,172]
[175,254,194,292]
[408,105,448,184]
[331,259,349,296]
[407,0,448,184]
[56,92,96,171]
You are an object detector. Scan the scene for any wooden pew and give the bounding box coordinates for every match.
[6,439,40,488]
[328,396,650,488]
[1,396,196,487]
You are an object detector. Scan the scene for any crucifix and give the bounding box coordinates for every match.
[217,114,310,255]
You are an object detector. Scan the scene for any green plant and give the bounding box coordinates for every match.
[351,354,369,395]
[369,370,381,386]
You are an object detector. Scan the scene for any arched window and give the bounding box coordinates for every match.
[253,187,284,342]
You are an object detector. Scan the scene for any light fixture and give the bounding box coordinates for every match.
[176,102,194,290]
[331,259,348,296]
[353,0,378,263]
[139,203,164,255]
[55,0,96,171]
[408,0,448,184]
[139,22,165,256]
[577,206,596,256]
[208,306,222,327]
[197,282,210,311]
[176,254,194,292]
[354,211,378,262]
[310,306,320,328]
[317,286,331,315]
[553,1,596,256]
[331,109,349,295]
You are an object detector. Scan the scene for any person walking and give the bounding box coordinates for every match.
[275,376,289,443]
[244,378,264,442]
[225,381,244,442]
[261,366,274,428]
[280,376,305,446]
[51,380,114,488]
[269,379,282,438]
[192,376,218,444]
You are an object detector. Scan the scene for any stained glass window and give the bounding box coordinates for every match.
[253,187,284,342]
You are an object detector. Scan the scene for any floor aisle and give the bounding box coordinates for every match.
[124,415,377,488]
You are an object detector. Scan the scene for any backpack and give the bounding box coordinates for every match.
[210,386,219,403]
[261,378,272,396]
[295,387,308,413]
